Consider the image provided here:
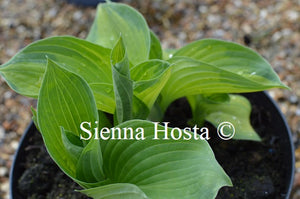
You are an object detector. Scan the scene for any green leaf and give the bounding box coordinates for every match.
[130,60,171,109]
[81,183,149,199]
[160,56,286,110]
[76,137,105,183]
[111,37,133,125]
[37,59,99,179]
[202,93,230,103]
[187,94,230,126]
[206,95,260,140]
[174,39,287,89]
[163,49,177,60]
[187,95,206,126]
[0,36,114,113]
[90,83,115,114]
[132,96,149,120]
[147,100,164,122]
[31,107,40,131]
[100,120,231,199]
[188,94,260,141]
[61,127,83,162]
[87,2,150,65]
[149,31,162,60]
[98,110,113,129]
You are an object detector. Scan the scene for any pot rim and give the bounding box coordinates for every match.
[9,120,34,199]
[262,90,295,197]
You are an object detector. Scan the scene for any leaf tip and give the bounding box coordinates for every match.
[281,83,292,91]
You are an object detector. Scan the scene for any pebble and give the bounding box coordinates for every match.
[296,108,300,117]
[260,9,268,18]
[0,181,9,197]
[48,7,58,18]
[73,11,83,21]
[213,29,225,38]
[10,140,19,151]
[207,14,221,25]
[0,127,4,141]
[290,95,299,104]
[198,5,207,13]
[3,91,12,100]
[286,10,299,21]
[0,167,8,177]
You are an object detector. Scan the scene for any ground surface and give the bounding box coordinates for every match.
[0,0,299,198]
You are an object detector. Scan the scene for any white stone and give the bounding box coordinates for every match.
[11,140,19,150]
[0,126,5,141]
[73,11,83,21]
[0,167,8,177]
[287,10,299,21]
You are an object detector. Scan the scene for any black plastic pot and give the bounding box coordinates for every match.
[9,121,35,199]
[218,91,295,198]
[10,91,294,199]
[66,0,116,7]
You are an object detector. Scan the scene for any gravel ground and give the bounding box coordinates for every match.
[0,0,299,198]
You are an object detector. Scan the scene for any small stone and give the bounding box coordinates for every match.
[294,172,300,188]
[178,32,186,41]
[0,180,9,193]
[207,14,221,25]
[2,121,11,130]
[289,95,298,104]
[0,126,5,141]
[286,10,299,21]
[268,91,275,99]
[233,0,242,8]
[296,108,300,116]
[0,167,8,177]
[296,147,300,160]
[3,91,12,100]
[16,25,26,34]
[198,5,207,13]
[260,9,268,19]
[213,29,225,38]
[272,31,281,42]
[242,24,252,34]
[11,140,19,150]
[48,7,58,18]
[73,11,83,21]
[5,48,15,57]
[280,28,292,38]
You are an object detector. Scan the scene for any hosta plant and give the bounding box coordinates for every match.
[0,2,287,199]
